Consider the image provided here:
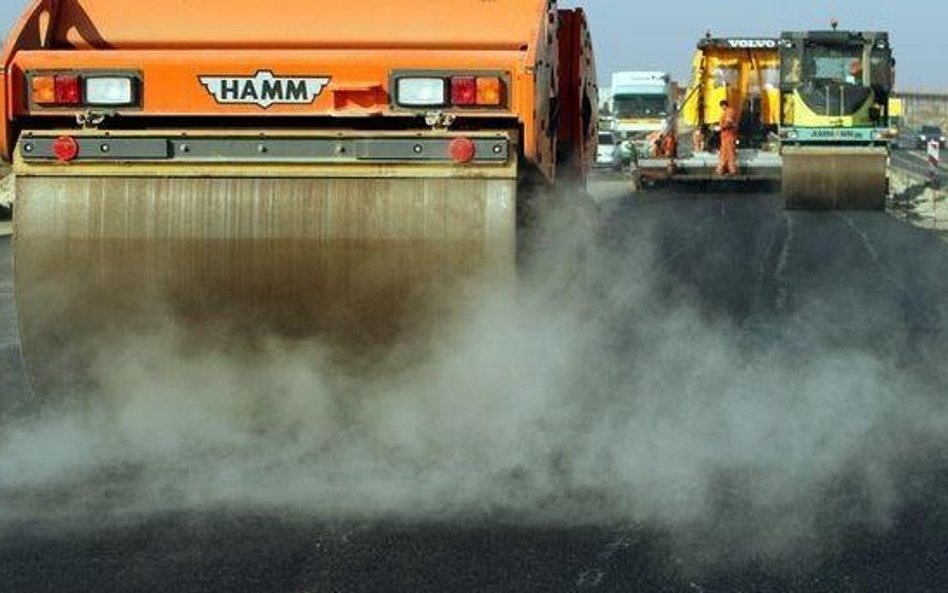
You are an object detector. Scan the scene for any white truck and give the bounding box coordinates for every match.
[609,71,676,164]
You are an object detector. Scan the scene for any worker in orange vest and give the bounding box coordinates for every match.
[692,125,707,153]
[660,132,677,159]
[647,130,678,158]
[716,99,739,176]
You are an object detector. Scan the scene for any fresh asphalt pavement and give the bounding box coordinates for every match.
[2,180,948,592]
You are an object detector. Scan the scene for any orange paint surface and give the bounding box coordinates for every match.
[0,0,556,168]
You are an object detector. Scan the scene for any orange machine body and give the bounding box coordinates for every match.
[1,0,596,182]
[3,0,599,393]
[556,8,598,183]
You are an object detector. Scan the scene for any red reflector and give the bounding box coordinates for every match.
[450,76,477,106]
[52,136,79,162]
[54,75,82,105]
[449,137,476,164]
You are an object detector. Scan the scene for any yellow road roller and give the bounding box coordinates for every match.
[778,29,896,209]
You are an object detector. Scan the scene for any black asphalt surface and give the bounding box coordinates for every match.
[3,184,948,592]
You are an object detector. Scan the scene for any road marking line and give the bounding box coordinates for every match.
[837,212,941,328]
[653,211,722,271]
[572,532,637,591]
[774,212,793,311]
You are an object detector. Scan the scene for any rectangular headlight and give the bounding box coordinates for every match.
[84,77,135,106]
[396,77,446,107]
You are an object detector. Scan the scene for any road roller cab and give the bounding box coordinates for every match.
[1,0,598,393]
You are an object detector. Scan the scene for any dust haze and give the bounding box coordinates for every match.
[1,192,947,561]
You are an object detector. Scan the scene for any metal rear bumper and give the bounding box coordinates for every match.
[15,129,513,173]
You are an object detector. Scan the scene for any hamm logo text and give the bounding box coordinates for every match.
[200,70,330,108]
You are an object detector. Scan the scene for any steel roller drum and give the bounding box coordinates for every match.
[782,146,888,210]
[13,172,517,395]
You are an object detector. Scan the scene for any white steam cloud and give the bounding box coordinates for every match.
[1,192,946,561]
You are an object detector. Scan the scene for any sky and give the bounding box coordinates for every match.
[0,0,944,91]
[564,0,946,91]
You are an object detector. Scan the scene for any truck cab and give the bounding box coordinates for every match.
[609,71,676,162]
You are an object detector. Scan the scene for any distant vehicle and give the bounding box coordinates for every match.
[595,131,621,170]
[609,71,676,163]
[916,125,946,150]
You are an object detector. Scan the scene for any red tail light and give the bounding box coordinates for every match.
[449,137,476,164]
[451,77,477,106]
[392,71,508,110]
[54,75,82,105]
[29,71,140,108]
[52,136,79,162]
